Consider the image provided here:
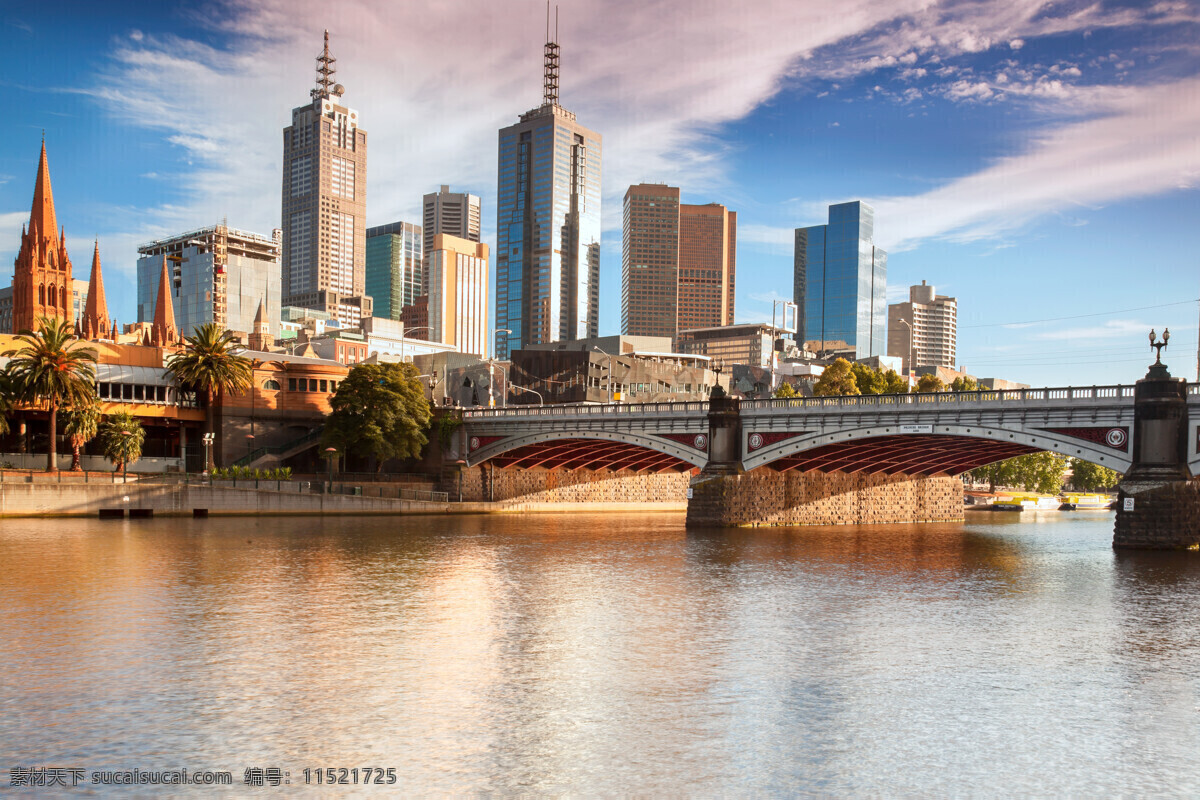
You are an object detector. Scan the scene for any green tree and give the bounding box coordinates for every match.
[166,323,252,468]
[97,412,145,473]
[773,381,797,399]
[970,452,1068,494]
[915,374,946,393]
[63,403,101,472]
[970,459,1018,492]
[0,366,15,437]
[1071,458,1121,492]
[322,362,432,471]
[951,375,979,392]
[850,362,886,395]
[3,317,98,471]
[813,359,859,396]
[881,369,909,395]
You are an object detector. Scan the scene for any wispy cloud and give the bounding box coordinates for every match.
[1030,319,1149,341]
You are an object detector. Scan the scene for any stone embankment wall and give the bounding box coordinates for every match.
[687,468,964,527]
[458,465,691,508]
[1114,479,1200,550]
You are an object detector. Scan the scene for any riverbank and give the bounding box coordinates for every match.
[0,482,686,517]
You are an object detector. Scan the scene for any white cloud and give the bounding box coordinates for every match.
[1030,319,1149,341]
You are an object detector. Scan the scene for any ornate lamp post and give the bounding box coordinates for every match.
[201,432,214,482]
[324,446,338,484]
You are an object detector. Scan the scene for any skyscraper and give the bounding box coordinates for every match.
[794,201,887,360]
[427,234,490,357]
[423,187,480,260]
[365,221,422,320]
[621,184,679,339]
[621,186,736,340]
[494,18,601,358]
[281,31,371,327]
[678,202,736,332]
[887,281,957,374]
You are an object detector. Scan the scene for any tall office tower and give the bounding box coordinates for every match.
[678,202,736,332]
[365,221,422,320]
[137,224,281,337]
[11,141,73,334]
[621,186,736,339]
[427,234,490,357]
[794,201,887,360]
[494,18,601,359]
[621,184,680,338]
[422,186,480,292]
[887,280,957,374]
[281,31,371,327]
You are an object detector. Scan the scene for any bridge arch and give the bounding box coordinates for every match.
[466,429,707,472]
[743,423,1133,475]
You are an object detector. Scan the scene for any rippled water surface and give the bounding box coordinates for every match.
[2,511,1199,795]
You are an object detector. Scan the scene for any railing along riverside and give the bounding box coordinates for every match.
[743,385,1142,410]
[462,400,710,419]
[234,427,325,467]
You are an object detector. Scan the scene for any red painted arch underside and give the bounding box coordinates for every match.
[767,434,1040,476]
[486,437,695,473]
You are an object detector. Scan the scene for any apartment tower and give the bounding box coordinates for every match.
[280,31,371,327]
[494,13,601,358]
[887,281,957,374]
[427,234,490,357]
[621,185,736,340]
[423,187,480,285]
[365,221,422,320]
[794,201,887,359]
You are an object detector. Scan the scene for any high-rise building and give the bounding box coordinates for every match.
[422,186,480,291]
[11,141,73,334]
[137,224,281,338]
[621,184,679,338]
[281,31,371,328]
[427,234,489,357]
[621,185,736,340]
[365,221,422,320]
[678,202,736,332]
[494,21,601,359]
[887,280,957,374]
[794,201,887,360]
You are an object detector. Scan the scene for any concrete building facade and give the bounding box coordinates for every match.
[678,202,736,333]
[621,184,680,338]
[422,185,480,293]
[887,281,958,374]
[137,225,281,338]
[281,32,371,328]
[676,323,791,370]
[428,234,489,357]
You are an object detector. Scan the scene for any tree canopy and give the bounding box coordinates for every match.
[166,323,252,467]
[1071,458,1121,492]
[951,376,979,392]
[916,374,946,393]
[64,403,100,472]
[813,359,859,396]
[970,451,1069,494]
[773,381,797,399]
[322,362,432,469]
[97,412,145,472]
[3,317,98,470]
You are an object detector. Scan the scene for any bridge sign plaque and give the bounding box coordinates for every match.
[899,424,934,434]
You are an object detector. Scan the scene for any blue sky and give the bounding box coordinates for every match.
[3,0,1199,386]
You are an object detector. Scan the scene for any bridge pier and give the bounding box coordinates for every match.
[1113,359,1198,550]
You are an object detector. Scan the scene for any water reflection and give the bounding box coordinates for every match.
[1,512,1198,794]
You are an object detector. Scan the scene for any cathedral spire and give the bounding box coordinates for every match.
[30,139,59,246]
[12,140,72,333]
[81,240,111,339]
[152,255,178,345]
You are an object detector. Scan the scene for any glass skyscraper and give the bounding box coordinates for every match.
[494,31,601,359]
[365,221,422,320]
[794,201,887,360]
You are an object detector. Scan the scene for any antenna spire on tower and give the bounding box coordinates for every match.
[312,29,338,99]
[543,3,559,106]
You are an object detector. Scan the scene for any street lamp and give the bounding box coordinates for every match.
[324,446,338,484]
[592,345,614,402]
[491,328,512,361]
[488,328,513,410]
[898,318,915,383]
[400,326,435,364]
[201,432,215,480]
[512,384,544,407]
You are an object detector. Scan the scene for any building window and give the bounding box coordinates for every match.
[288,378,298,391]
[264,379,281,390]
[319,380,328,392]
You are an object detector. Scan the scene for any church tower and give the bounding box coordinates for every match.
[247,299,274,351]
[80,241,111,339]
[12,140,73,333]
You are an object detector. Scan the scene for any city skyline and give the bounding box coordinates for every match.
[2,0,1199,384]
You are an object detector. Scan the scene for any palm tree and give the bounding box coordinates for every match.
[166,323,252,469]
[3,317,98,471]
[64,403,101,472]
[97,412,145,473]
[0,367,14,439]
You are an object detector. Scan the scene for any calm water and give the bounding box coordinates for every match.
[2,511,1199,796]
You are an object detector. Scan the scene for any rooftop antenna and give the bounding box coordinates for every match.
[543,2,559,106]
[312,29,337,100]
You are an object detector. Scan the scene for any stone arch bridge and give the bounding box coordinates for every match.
[455,385,1200,527]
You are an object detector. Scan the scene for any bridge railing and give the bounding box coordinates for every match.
[462,401,709,420]
[742,385,1138,411]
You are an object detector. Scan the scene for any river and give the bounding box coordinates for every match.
[2,511,1198,795]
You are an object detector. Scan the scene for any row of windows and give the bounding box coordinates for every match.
[287,377,338,393]
[96,382,199,408]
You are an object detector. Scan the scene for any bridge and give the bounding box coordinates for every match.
[450,381,1200,543]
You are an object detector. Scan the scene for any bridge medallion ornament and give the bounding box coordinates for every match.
[469,435,508,452]
[746,431,805,451]
[1040,426,1130,452]
[655,433,710,451]
[694,434,708,451]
